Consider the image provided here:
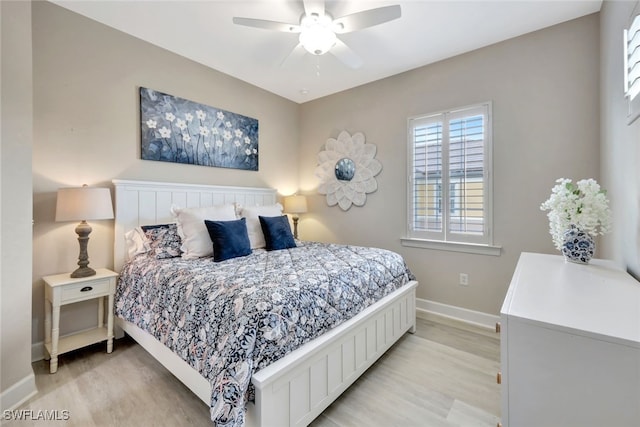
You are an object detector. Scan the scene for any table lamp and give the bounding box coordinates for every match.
[284,195,307,239]
[55,185,114,278]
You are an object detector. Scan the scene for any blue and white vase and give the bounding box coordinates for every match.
[561,224,595,264]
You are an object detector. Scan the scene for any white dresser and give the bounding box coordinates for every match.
[500,252,640,427]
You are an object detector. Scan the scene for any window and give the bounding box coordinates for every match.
[624,10,640,124]
[406,103,493,247]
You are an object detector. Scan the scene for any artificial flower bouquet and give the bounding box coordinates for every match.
[540,178,611,250]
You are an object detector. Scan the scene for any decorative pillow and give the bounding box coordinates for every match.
[141,223,182,259]
[204,218,252,262]
[124,227,150,260]
[259,215,296,251]
[239,203,283,249]
[171,204,236,259]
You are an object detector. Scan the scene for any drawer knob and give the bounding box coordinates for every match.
[80,286,93,292]
[497,371,502,384]
[495,322,501,333]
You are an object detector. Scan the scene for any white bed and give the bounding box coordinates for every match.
[112,179,418,427]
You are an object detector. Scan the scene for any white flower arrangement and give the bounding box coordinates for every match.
[540,178,611,250]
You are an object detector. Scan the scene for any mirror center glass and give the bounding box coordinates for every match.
[335,158,356,181]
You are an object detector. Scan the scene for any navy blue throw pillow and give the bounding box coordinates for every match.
[259,215,296,251]
[204,218,252,262]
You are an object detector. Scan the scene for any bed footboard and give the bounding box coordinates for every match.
[248,280,418,426]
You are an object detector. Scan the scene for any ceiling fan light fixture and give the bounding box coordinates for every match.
[233,3,402,68]
[299,14,337,55]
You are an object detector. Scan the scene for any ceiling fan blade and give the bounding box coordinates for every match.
[333,5,401,34]
[280,43,307,67]
[330,38,363,69]
[232,17,300,33]
[303,0,325,17]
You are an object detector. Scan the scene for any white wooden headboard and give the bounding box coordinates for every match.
[112,179,277,272]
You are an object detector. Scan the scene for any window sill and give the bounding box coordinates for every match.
[400,238,501,256]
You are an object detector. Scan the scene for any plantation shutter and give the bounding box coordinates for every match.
[408,103,491,245]
[410,114,444,238]
[625,14,640,101]
[625,12,640,124]
[448,107,486,237]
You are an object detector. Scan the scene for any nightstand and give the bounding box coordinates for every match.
[43,268,118,373]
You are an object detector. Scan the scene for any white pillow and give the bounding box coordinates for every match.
[239,203,283,249]
[124,227,149,260]
[171,204,236,259]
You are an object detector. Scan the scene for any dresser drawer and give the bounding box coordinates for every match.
[61,279,110,303]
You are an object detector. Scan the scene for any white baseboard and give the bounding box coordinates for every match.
[1,372,37,412]
[416,298,499,330]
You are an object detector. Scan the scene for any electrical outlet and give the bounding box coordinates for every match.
[459,273,469,286]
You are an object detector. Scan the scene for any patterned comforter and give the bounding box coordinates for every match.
[115,241,415,426]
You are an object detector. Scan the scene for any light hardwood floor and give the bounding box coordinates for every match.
[7,313,500,426]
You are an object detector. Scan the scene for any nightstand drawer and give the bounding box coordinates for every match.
[61,279,110,302]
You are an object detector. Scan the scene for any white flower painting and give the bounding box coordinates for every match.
[140,87,259,171]
[315,130,382,211]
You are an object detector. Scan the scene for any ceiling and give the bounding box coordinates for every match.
[51,0,602,104]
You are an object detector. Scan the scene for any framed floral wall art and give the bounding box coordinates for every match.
[140,87,259,171]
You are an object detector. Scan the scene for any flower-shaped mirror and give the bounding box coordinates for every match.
[315,131,382,211]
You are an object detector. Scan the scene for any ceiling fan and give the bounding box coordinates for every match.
[232,0,401,69]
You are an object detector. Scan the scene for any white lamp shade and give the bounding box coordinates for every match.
[284,195,308,214]
[55,186,114,222]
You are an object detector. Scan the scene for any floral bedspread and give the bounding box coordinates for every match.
[115,241,415,427]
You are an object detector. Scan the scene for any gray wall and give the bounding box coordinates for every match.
[600,1,640,276]
[299,14,601,315]
[1,0,36,410]
[31,2,300,350]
